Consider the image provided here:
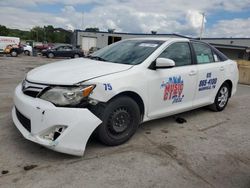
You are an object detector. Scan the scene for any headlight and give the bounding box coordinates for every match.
[40,85,95,106]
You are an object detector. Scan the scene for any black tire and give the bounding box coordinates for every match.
[74,54,80,58]
[209,82,230,111]
[24,50,30,56]
[10,50,18,57]
[97,96,140,146]
[47,52,54,58]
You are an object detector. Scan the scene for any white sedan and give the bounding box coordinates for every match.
[12,38,238,156]
[23,44,33,56]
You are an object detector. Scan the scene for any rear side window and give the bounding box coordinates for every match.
[192,42,214,64]
[158,42,192,66]
[64,46,72,50]
[210,45,228,62]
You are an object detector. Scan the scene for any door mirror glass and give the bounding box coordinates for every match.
[156,58,175,68]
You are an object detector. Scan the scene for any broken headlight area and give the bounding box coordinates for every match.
[39,85,95,107]
[41,125,67,141]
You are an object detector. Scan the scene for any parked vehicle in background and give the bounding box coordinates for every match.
[88,47,101,55]
[41,44,84,58]
[0,36,23,57]
[22,44,33,56]
[34,42,54,52]
[25,40,34,47]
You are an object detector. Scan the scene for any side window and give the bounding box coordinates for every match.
[57,46,64,51]
[192,42,214,64]
[64,46,72,51]
[158,42,192,66]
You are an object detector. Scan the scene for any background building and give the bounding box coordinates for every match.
[73,30,250,60]
[202,38,250,60]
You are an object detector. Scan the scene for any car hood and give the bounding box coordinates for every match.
[26,58,133,85]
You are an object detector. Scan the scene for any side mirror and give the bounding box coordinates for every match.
[155,58,175,68]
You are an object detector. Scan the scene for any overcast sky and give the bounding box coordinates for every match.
[0,0,250,37]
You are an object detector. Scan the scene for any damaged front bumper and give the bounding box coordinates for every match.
[12,84,102,156]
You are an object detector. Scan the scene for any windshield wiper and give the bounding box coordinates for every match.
[88,55,107,62]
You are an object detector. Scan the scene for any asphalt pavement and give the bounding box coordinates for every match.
[0,55,250,188]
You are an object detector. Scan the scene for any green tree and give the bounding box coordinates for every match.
[85,27,99,32]
[30,26,44,42]
[44,25,55,42]
[0,25,9,36]
[0,24,73,44]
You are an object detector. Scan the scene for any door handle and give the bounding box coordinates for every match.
[220,66,225,71]
[189,70,197,76]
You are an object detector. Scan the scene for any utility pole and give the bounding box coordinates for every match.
[199,12,205,40]
[82,11,84,30]
[44,28,46,42]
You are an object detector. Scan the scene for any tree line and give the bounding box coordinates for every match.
[0,25,72,44]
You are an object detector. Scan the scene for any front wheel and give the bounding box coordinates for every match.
[10,50,18,57]
[97,96,140,146]
[210,83,230,111]
[47,52,54,58]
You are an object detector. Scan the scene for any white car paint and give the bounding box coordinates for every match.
[12,38,238,156]
[23,44,33,55]
[12,85,101,156]
[26,58,132,85]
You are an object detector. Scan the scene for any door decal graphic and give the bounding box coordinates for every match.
[198,73,217,91]
[160,76,184,103]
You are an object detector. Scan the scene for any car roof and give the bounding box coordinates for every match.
[125,37,190,42]
[55,44,72,48]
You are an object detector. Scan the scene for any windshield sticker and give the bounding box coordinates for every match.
[198,73,217,91]
[139,43,158,48]
[160,76,184,104]
[197,54,210,63]
[103,83,112,91]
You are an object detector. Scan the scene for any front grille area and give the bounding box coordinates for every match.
[22,80,48,98]
[23,90,40,98]
[15,107,31,132]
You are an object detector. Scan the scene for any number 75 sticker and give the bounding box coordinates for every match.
[103,83,112,91]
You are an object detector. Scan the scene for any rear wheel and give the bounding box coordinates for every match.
[74,54,80,58]
[97,96,140,146]
[210,83,230,111]
[24,50,30,56]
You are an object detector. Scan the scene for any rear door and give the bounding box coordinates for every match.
[63,46,73,57]
[147,42,198,119]
[191,41,224,107]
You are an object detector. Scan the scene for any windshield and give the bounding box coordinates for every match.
[90,40,164,65]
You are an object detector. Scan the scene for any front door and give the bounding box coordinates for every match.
[147,42,198,119]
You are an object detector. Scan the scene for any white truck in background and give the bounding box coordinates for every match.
[0,36,23,57]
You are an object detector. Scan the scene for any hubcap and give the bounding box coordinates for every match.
[12,51,17,56]
[108,107,131,134]
[218,86,229,108]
